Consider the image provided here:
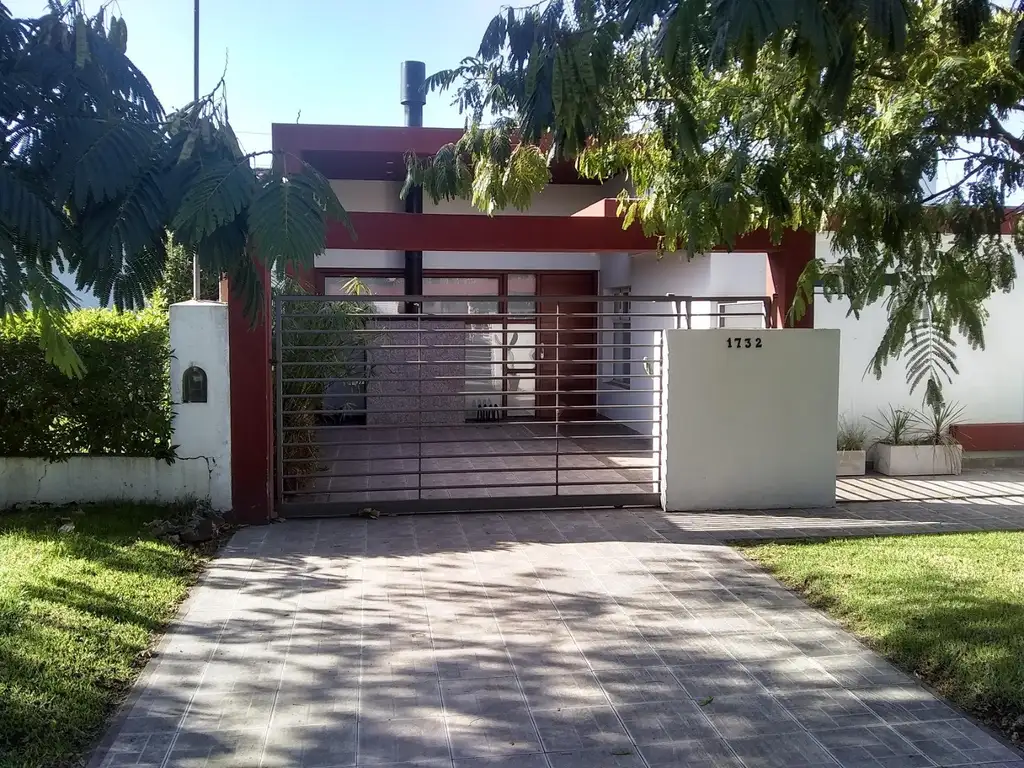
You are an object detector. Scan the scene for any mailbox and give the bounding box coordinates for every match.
[182,365,208,403]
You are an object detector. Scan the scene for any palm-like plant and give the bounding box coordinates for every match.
[0,2,350,375]
[869,406,921,446]
[837,417,869,451]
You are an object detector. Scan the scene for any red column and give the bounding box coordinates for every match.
[767,230,816,328]
[227,269,274,524]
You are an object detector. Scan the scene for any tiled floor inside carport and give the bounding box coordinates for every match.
[94,509,1024,768]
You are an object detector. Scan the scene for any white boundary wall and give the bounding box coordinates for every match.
[813,233,1024,429]
[0,456,218,507]
[660,329,840,510]
[0,302,232,510]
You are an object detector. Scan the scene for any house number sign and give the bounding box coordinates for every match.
[726,337,763,349]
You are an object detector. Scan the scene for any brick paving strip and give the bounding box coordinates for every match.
[91,482,1024,767]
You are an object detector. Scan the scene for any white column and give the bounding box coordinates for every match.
[660,328,840,511]
[170,301,232,511]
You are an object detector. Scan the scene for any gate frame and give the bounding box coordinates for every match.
[225,229,817,524]
[270,292,774,518]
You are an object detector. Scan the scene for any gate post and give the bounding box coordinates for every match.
[169,301,232,510]
[659,328,840,511]
[226,269,274,524]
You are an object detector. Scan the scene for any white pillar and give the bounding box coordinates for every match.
[170,301,232,511]
[660,328,840,511]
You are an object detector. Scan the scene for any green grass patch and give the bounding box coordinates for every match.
[742,532,1024,738]
[0,504,207,767]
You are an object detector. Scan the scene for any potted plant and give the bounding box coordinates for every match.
[836,417,868,476]
[870,403,964,476]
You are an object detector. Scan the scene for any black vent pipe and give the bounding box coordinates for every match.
[401,61,426,313]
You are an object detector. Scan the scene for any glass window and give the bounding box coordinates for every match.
[609,287,631,389]
[507,273,536,314]
[423,276,500,315]
[717,300,767,329]
[323,275,404,314]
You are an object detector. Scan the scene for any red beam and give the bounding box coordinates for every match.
[327,211,785,253]
[273,123,463,157]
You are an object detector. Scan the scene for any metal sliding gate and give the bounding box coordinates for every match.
[274,292,772,516]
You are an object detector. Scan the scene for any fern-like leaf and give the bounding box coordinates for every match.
[0,167,65,253]
[52,117,156,210]
[172,159,257,243]
[247,172,329,273]
[904,318,958,409]
[76,169,168,308]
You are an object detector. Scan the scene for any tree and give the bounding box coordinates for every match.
[0,2,351,375]
[409,0,1024,405]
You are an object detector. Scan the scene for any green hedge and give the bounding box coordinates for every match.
[0,308,174,460]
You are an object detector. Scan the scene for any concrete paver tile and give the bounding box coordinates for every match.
[531,705,632,752]
[91,509,1024,768]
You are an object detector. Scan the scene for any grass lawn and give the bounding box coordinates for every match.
[742,532,1024,740]
[0,503,207,768]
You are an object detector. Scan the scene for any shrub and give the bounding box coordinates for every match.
[0,308,174,460]
[837,417,869,451]
[275,278,377,492]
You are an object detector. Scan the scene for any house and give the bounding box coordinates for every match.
[252,61,1024,519]
[270,63,813,450]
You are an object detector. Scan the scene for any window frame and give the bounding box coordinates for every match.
[607,286,631,390]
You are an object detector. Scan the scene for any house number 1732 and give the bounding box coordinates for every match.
[727,337,763,349]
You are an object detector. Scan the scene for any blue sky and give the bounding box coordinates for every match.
[7,0,506,153]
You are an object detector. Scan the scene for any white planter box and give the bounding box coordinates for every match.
[836,450,866,476]
[875,444,963,476]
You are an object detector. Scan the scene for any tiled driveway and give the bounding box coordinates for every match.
[306,424,657,503]
[93,505,1024,768]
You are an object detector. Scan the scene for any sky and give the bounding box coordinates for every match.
[7,0,507,154]
[4,0,1006,198]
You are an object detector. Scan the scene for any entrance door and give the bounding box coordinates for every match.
[536,272,599,421]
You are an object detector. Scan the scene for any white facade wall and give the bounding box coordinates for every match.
[596,233,1024,439]
[596,251,769,434]
[813,233,1024,430]
[329,179,622,216]
[427,184,618,216]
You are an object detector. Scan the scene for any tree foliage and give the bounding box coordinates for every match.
[154,237,221,305]
[0,2,352,375]
[412,0,1024,405]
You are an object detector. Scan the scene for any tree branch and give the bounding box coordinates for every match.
[920,164,987,204]
[981,114,1024,157]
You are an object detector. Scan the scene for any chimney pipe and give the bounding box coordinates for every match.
[401,61,426,312]
[401,60,426,128]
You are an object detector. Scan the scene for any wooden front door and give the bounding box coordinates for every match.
[536,272,598,421]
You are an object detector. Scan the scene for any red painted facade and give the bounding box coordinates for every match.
[951,423,1024,452]
[326,211,801,255]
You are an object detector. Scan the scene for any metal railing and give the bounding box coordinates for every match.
[273,293,771,516]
